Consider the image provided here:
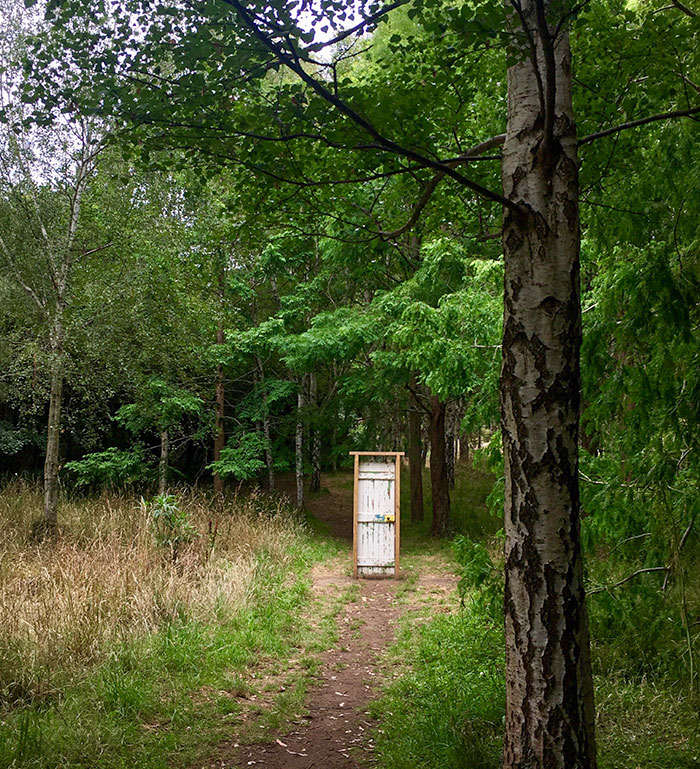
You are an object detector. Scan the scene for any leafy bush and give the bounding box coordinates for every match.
[142,494,197,560]
[208,431,268,482]
[64,446,150,488]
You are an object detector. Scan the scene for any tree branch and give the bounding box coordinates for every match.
[589,566,670,594]
[670,0,696,16]
[579,105,700,145]
[221,0,520,212]
[307,0,408,50]
[534,0,556,148]
[380,134,508,238]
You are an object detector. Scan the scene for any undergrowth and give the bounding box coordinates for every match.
[372,459,700,769]
[0,481,339,768]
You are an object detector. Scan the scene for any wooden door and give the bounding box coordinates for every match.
[354,456,399,577]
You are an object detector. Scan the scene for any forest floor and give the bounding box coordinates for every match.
[197,473,459,769]
[3,469,696,769]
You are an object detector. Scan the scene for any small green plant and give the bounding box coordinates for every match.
[452,535,503,621]
[142,494,197,561]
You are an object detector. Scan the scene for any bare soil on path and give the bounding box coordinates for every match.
[231,563,455,769]
[200,474,457,769]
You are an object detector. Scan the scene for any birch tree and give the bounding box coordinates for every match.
[0,1,107,529]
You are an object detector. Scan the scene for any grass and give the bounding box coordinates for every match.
[0,481,343,769]
[370,458,700,769]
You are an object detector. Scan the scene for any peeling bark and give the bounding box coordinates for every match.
[500,4,596,767]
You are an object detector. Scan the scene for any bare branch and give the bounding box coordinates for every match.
[589,566,670,594]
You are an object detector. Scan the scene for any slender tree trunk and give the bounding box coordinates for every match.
[262,407,274,491]
[158,429,169,495]
[309,371,321,493]
[213,319,225,495]
[445,400,456,490]
[500,5,596,767]
[331,419,338,473]
[255,355,275,491]
[428,395,450,537]
[295,377,305,509]
[43,334,64,532]
[408,375,424,524]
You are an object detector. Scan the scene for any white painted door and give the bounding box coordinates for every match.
[356,459,396,576]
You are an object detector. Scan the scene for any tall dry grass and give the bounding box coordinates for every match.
[0,481,301,705]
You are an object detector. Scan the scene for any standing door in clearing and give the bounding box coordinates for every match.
[351,452,402,577]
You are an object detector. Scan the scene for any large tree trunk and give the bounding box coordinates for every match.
[309,371,321,493]
[428,394,450,537]
[500,6,596,767]
[295,376,305,509]
[408,375,424,524]
[213,319,225,495]
[43,351,63,532]
[158,429,169,495]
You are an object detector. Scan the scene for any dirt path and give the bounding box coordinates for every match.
[196,473,457,769]
[232,561,456,769]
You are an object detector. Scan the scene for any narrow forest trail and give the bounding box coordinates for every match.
[195,473,458,769]
[229,559,456,769]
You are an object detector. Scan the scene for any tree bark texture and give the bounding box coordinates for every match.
[43,341,63,531]
[213,319,225,495]
[501,5,596,767]
[256,355,275,491]
[429,395,450,537]
[445,400,457,490]
[408,375,424,524]
[309,371,321,493]
[158,429,169,495]
[295,376,305,509]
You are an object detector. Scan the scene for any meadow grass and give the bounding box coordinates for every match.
[0,481,340,768]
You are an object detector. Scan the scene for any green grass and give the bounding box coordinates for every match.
[371,459,700,769]
[370,605,505,769]
[0,527,342,769]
